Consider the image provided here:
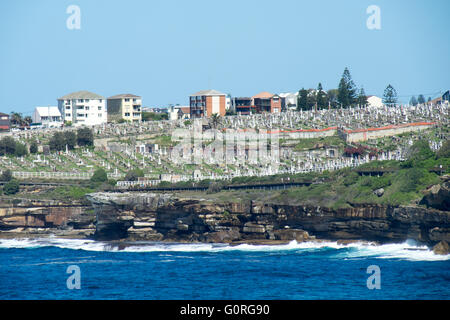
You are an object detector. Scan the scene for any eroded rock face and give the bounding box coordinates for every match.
[433,241,450,255]
[87,192,450,246]
[420,176,450,211]
[0,198,95,238]
[87,193,173,241]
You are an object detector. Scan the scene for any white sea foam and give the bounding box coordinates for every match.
[0,238,448,261]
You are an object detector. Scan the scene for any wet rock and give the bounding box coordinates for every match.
[204,228,241,243]
[433,241,450,255]
[273,229,311,242]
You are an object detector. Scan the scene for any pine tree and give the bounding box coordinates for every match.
[383,84,398,106]
[343,68,357,104]
[417,94,425,104]
[297,88,309,111]
[357,88,368,107]
[409,96,418,106]
[337,67,357,107]
[316,83,327,109]
[307,89,316,110]
[327,89,338,108]
[337,78,349,108]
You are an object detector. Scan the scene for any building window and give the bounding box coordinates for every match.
[85,99,89,102]
[98,114,102,117]
[98,106,102,110]
[65,113,71,117]
[78,99,84,103]
[85,106,90,110]
[99,99,103,103]
[66,106,70,110]
[133,98,137,102]
[125,113,130,117]
[125,98,130,102]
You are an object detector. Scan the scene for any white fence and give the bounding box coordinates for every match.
[0,171,124,180]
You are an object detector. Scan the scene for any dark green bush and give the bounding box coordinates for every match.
[3,179,20,195]
[1,169,13,182]
[90,168,108,183]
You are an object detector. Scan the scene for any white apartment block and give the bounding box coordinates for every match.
[57,91,107,126]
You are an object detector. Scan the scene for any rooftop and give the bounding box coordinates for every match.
[252,91,274,99]
[190,89,226,97]
[35,106,61,117]
[58,90,105,100]
[107,94,141,99]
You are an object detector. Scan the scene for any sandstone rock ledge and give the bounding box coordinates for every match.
[0,198,95,239]
[85,192,450,247]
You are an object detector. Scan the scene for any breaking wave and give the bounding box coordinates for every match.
[0,238,448,261]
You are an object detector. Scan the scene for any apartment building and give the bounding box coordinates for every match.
[57,91,107,126]
[0,112,10,132]
[233,97,253,115]
[189,89,226,118]
[107,94,142,123]
[252,92,282,113]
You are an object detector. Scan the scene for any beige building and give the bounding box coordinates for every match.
[107,94,142,123]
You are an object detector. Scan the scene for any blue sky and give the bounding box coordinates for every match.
[1,0,449,115]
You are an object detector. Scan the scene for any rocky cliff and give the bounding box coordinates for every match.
[86,192,450,246]
[1,191,448,249]
[0,198,95,238]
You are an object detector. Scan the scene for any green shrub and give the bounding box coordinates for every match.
[29,140,38,154]
[49,132,66,151]
[1,169,13,182]
[90,168,108,183]
[436,140,450,159]
[407,140,434,165]
[125,168,145,181]
[77,128,94,147]
[64,131,77,150]
[343,171,360,186]
[0,136,16,155]
[14,142,28,157]
[142,112,168,121]
[3,179,20,195]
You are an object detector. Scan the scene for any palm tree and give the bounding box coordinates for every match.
[210,113,221,129]
[10,112,24,127]
[24,116,32,125]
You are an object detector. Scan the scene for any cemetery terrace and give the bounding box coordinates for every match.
[0,103,448,187]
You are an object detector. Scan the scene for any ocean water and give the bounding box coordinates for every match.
[0,238,449,300]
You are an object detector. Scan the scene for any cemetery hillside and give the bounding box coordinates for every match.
[0,104,449,253]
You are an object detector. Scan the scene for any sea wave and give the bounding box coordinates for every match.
[0,238,448,261]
